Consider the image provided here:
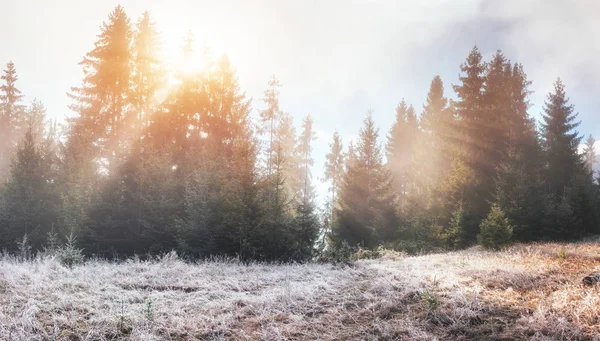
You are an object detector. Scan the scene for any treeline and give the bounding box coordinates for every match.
[0,6,597,261]
[328,47,598,252]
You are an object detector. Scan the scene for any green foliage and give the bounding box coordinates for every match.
[477,205,513,250]
[444,205,472,249]
[333,113,397,249]
[541,78,583,197]
[44,228,60,255]
[3,128,60,251]
[420,288,439,312]
[145,298,153,321]
[56,233,84,268]
[542,194,579,240]
[0,6,598,263]
[290,199,321,261]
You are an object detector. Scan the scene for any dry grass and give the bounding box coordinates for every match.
[2,241,600,340]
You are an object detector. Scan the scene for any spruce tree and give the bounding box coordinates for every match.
[0,62,25,183]
[541,78,583,196]
[334,113,397,248]
[131,11,164,133]
[324,131,345,220]
[176,56,260,259]
[68,5,133,174]
[277,112,301,203]
[420,76,450,186]
[24,100,47,141]
[493,62,545,241]
[297,115,317,201]
[449,46,488,242]
[2,128,59,251]
[291,115,320,260]
[259,76,282,176]
[386,99,419,210]
[583,134,596,176]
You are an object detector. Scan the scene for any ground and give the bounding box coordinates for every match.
[1,241,600,340]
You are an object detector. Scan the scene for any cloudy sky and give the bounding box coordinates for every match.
[1,0,599,203]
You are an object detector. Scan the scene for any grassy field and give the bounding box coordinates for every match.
[1,241,600,340]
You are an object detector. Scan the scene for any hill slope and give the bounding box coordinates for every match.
[1,241,600,340]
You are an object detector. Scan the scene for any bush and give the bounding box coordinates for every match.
[477,204,513,250]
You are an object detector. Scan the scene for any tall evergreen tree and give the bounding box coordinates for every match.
[259,76,281,176]
[539,79,591,238]
[541,78,583,196]
[290,115,320,260]
[277,112,301,203]
[131,11,164,133]
[492,60,545,241]
[334,113,397,248]
[297,115,317,201]
[583,134,596,176]
[1,128,59,250]
[386,99,419,210]
[449,46,488,243]
[68,5,133,174]
[0,62,25,183]
[324,131,345,219]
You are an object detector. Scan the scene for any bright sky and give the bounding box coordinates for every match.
[1,0,600,205]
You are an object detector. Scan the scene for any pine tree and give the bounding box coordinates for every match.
[2,128,59,251]
[493,62,545,242]
[449,46,488,242]
[0,62,25,183]
[334,113,397,248]
[176,56,260,259]
[583,134,596,176]
[386,99,418,210]
[297,115,317,201]
[453,46,486,159]
[291,115,320,260]
[541,78,583,196]
[24,99,47,141]
[477,204,513,250]
[260,76,282,176]
[420,76,450,182]
[68,5,133,174]
[277,112,301,203]
[481,51,513,173]
[131,11,164,133]
[420,76,448,136]
[63,6,134,250]
[324,131,345,220]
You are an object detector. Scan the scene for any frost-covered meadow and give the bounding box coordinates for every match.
[2,241,600,340]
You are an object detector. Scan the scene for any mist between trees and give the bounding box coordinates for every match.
[0,6,597,262]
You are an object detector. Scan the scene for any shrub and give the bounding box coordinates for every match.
[477,204,513,250]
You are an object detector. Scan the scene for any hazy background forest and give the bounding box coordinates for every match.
[0,3,599,262]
